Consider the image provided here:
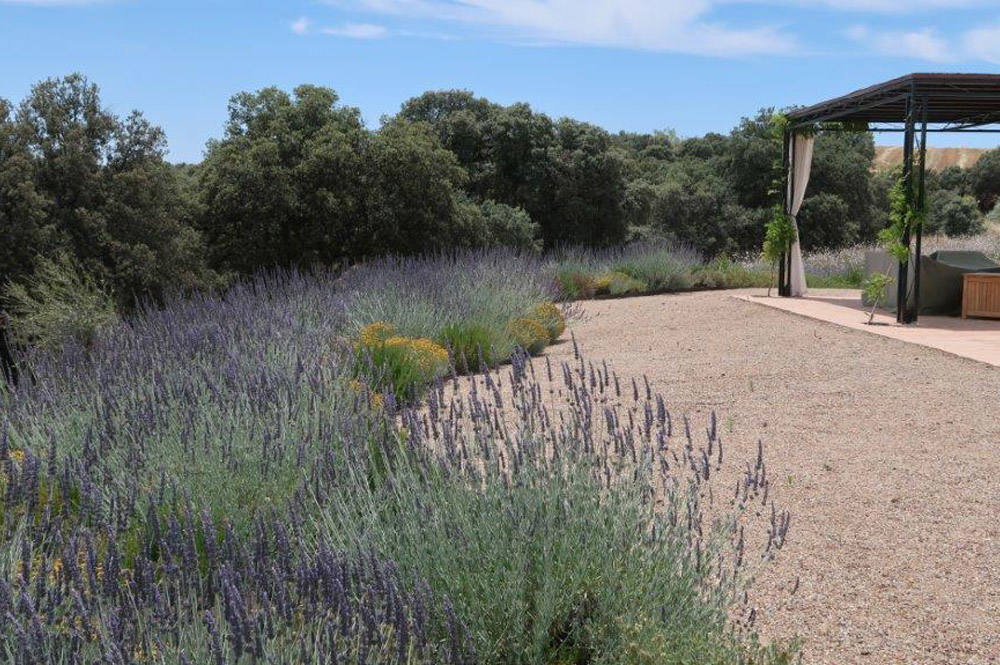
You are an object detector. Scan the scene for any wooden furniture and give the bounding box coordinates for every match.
[962,273,1000,319]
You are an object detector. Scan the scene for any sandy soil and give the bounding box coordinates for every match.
[543,289,999,665]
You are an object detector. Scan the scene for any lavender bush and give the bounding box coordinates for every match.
[1,256,796,663]
[319,349,795,664]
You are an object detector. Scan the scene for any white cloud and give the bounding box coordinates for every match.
[845,24,954,61]
[963,22,1000,64]
[290,17,311,35]
[343,0,797,55]
[0,0,109,4]
[785,0,988,10]
[321,22,389,39]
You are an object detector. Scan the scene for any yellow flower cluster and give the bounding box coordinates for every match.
[388,336,450,371]
[530,302,565,342]
[349,378,386,409]
[355,320,450,395]
[359,320,395,346]
[593,271,646,296]
[508,317,549,355]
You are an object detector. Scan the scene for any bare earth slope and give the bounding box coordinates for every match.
[544,290,998,665]
[874,146,986,172]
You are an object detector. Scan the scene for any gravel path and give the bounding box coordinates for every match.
[544,289,999,665]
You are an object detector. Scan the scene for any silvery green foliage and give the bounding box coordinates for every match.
[1,260,792,664]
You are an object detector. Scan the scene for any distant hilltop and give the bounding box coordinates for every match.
[873,146,988,172]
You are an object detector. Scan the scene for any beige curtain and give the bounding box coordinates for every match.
[787,133,814,297]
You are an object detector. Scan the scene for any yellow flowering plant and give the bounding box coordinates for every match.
[353,321,449,400]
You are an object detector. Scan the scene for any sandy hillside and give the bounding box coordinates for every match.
[874,146,987,171]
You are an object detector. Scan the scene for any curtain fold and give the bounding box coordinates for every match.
[787,133,814,297]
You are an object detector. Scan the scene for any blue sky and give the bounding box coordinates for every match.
[3,0,1000,162]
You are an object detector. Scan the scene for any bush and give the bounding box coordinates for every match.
[529,302,565,342]
[507,316,549,355]
[321,348,795,665]
[355,321,449,400]
[480,199,542,252]
[441,321,502,372]
[554,268,597,299]
[927,190,984,237]
[2,253,119,352]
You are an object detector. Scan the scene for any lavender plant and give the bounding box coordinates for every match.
[1,257,796,664]
[318,349,795,664]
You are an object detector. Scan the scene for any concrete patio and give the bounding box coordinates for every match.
[737,288,1000,368]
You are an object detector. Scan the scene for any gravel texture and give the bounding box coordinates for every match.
[542,289,999,665]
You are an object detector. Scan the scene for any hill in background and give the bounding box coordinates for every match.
[874,146,987,171]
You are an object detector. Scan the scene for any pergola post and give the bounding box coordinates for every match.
[779,129,790,296]
[913,102,929,319]
[897,92,916,323]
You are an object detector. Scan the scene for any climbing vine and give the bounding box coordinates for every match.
[878,175,923,264]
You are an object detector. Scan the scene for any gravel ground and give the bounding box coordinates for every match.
[542,289,999,665]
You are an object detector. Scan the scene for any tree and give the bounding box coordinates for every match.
[198,85,368,273]
[938,165,969,194]
[0,74,214,304]
[360,119,468,256]
[648,158,744,256]
[727,109,780,211]
[395,92,627,248]
[969,147,1000,212]
[808,131,876,241]
[926,190,984,236]
[797,193,856,250]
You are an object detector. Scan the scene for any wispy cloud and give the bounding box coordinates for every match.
[316,0,1000,61]
[788,0,989,11]
[321,22,389,39]
[963,22,1000,64]
[845,24,954,62]
[339,0,797,56]
[290,17,311,35]
[0,0,110,4]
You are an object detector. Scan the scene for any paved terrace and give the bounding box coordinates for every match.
[737,289,1000,368]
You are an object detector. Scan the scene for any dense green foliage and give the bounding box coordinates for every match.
[0,74,216,304]
[1,253,118,351]
[970,146,1000,212]
[0,74,990,322]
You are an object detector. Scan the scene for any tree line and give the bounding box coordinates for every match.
[2,74,996,310]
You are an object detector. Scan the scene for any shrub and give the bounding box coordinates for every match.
[529,302,565,342]
[441,321,502,372]
[480,198,542,252]
[508,317,549,355]
[322,349,795,665]
[554,268,597,299]
[0,263,794,665]
[355,322,449,399]
[927,190,984,237]
[2,253,118,352]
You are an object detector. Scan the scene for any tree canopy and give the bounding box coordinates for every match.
[2,75,984,314]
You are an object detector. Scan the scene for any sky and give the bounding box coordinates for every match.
[3,0,1000,163]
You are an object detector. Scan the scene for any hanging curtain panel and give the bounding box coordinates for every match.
[787,133,814,297]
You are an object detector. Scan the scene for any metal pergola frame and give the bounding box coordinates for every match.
[782,73,1000,323]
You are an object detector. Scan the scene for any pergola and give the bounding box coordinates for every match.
[780,73,1000,323]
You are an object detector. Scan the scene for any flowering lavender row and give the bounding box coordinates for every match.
[0,508,470,665]
[1,255,795,663]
